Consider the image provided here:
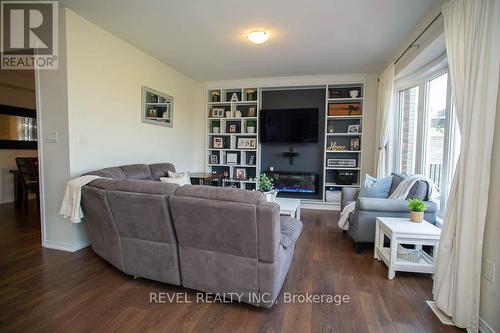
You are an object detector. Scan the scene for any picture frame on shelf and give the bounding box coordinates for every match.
[237,137,257,149]
[211,107,225,118]
[226,153,238,165]
[235,168,246,180]
[147,108,158,118]
[327,158,356,167]
[347,124,360,133]
[209,154,219,164]
[350,138,360,151]
[226,121,240,133]
[212,137,224,149]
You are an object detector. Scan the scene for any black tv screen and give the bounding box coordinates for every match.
[260,108,319,143]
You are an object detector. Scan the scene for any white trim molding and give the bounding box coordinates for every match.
[43,239,89,252]
[479,317,496,333]
[205,73,368,89]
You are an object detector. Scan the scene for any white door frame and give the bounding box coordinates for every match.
[34,66,47,248]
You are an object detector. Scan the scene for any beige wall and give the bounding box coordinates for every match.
[36,8,206,250]
[480,81,500,332]
[64,10,205,177]
[0,70,38,204]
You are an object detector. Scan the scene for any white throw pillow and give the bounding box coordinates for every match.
[160,175,191,186]
[168,170,189,178]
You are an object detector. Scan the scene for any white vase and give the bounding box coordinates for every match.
[410,211,424,223]
[247,126,255,134]
[264,190,278,202]
[349,90,359,98]
[213,127,220,133]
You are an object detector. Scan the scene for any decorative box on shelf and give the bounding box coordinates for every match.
[328,103,362,116]
[325,190,342,203]
[334,170,357,185]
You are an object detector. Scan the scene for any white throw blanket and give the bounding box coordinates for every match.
[388,174,438,201]
[59,175,101,223]
[337,175,438,230]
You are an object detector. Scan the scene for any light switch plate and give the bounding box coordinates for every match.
[78,134,88,143]
[484,259,495,283]
[46,131,58,143]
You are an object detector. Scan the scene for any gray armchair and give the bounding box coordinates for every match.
[341,173,438,252]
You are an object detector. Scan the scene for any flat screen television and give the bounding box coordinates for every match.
[260,108,319,143]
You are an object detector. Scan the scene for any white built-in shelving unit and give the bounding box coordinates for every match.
[206,88,260,190]
[142,86,173,127]
[323,83,364,204]
[205,82,366,208]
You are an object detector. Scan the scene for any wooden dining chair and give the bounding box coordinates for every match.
[15,157,39,209]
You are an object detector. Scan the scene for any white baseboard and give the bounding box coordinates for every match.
[479,317,496,333]
[43,240,89,252]
[301,201,340,211]
[426,301,454,325]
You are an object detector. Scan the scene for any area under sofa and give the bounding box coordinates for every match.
[81,163,302,308]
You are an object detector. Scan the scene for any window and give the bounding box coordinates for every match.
[394,63,460,217]
[425,73,448,188]
[398,86,419,175]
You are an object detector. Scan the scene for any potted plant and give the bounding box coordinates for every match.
[258,173,278,202]
[211,90,221,102]
[408,198,428,223]
[246,89,256,101]
[212,120,220,133]
[247,120,256,134]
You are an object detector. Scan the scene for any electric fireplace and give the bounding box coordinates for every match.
[267,171,319,194]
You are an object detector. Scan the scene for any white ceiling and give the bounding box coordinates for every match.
[61,0,438,82]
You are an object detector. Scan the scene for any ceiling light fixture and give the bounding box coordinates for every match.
[247,31,270,44]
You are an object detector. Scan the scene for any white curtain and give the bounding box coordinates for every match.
[433,0,499,331]
[374,64,395,178]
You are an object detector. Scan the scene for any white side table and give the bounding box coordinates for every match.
[275,198,301,220]
[374,217,441,279]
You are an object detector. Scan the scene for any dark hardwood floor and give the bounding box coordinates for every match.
[0,200,463,333]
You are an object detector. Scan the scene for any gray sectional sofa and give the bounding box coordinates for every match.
[81,163,302,308]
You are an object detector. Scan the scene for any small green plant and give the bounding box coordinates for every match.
[212,120,220,127]
[247,120,256,127]
[408,198,428,212]
[258,173,274,192]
